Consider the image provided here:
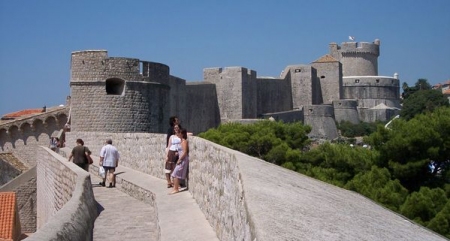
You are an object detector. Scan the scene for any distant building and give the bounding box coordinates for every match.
[433,80,450,103]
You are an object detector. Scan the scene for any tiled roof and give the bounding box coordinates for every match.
[433,80,450,89]
[443,89,450,95]
[0,192,18,240]
[2,109,43,119]
[312,54,338,63]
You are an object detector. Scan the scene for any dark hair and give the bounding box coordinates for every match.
[106,139,113,144]
[76,138,84,145]
[169,116,178,127]
[180,128,188,139]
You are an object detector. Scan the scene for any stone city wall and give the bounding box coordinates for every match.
[359,108,400,123]
[65,132,168,179]
[204,67,254,120]
[27,147,97,241]
[257,78,292,115]
[65,132,253,240]
[185,82,221,134]
[312,60,342,105]
[303,105,339,139]
[333,99,360,124]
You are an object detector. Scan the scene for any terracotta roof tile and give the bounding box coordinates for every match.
[443,89,450,94]
[2,109,43,119]
[312,54,338,63]
[0,192,18,240]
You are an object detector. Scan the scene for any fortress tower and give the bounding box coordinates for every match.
[70,50,170,133]
[204,67,257,120]
[330,39,380,77]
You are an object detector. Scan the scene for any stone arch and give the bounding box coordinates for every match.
[57,113,68,129]
[19,122,32,145]
[8,125,19,148]
[0,128,8,151]
[44,116,58,133]
[32,119,44,140]
[106,78,125,95]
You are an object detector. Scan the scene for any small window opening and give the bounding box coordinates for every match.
[320,75,325,79]
[295,69,301,73]
[355,79,360,83]
[106,78,125,95]
[376,79,380,83]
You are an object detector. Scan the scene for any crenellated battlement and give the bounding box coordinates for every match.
[340,41,380,56]
[330,39,381,76]
[71,50,170,83]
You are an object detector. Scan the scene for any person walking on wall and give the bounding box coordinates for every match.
[68,138,92,172]
[49,137,61,152]
[170,128,189,195]
[99,139,120,188]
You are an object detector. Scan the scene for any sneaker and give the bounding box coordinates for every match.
[99,182,105,187]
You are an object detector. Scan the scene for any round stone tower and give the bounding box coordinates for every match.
[330,39,380,77]
[69,50,170,133]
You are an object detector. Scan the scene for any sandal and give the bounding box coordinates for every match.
[167,183,173,188]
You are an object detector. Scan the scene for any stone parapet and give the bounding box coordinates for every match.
[26,147,97,241]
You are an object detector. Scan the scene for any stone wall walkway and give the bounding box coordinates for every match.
[88,160,218,241]
[91,175,159,241]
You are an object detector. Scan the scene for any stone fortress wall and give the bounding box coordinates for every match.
[0,39,399,141]
[70,50,171,133]
[66,38,400,140]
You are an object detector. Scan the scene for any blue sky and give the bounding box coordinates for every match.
[1,1,449,116]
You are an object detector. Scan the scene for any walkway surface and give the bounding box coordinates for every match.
[91,175,159,241]
[89,162,218,241]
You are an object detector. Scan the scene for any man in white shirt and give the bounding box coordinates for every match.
[99,139,120,188]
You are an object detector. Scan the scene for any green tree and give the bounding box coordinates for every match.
[294,143,378,187]
[400,187,448,226]
[345,166,408,211]
[400,89,449,121]
[427,201,450,239]
[401,78,432,100]
[199,120,311,164]
[365,106,450,191]
[337,120,381,137]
